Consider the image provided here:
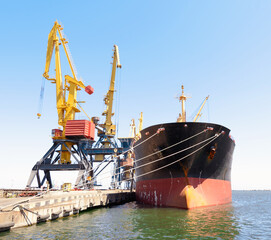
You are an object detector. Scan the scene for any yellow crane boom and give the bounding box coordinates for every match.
[101,45,121,137]
[42,21,93,134]
[193,95,209,122]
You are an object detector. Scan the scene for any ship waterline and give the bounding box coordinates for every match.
[136,177,232,209]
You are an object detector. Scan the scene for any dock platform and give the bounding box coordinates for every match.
[0,189,135,231]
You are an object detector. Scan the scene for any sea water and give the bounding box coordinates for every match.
[0,191,270,239]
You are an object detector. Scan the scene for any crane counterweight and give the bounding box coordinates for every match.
[85,85,94,95]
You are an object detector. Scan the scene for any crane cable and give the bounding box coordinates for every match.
[37,77,46,119]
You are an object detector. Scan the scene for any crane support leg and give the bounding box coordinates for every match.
[75,170,86,188]
[26,143,60,188]
[26,139,93,189]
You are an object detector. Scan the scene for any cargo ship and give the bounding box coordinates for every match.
[133,86,235,209]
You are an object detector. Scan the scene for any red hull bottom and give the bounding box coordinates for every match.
[136,177,232,209]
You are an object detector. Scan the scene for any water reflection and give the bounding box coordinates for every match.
[131,203,240,239]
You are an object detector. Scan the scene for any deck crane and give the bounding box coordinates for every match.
[193,95,209,122]
[176,85,209,123]
[129,119,136,138]
[136,112,143,139]
[27,21,94,189]
[177,85,188,122]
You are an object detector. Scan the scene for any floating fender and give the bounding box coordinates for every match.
[0,222,15,232]
[73,207,80,214]
[63,209,72,217]
[37,213,50,223]
[51,210,62,220]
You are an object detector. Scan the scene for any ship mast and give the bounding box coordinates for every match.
[177,85,187,123]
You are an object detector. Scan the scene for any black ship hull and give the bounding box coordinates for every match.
[133,122,235,209]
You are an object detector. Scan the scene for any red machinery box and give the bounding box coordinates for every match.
[65,120,95,140]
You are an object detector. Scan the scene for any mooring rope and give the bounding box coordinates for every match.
[75,127,210,187]
[131,133,218,172]
[88,127,211,182]
[92,132,219,184]
[130,128,210,164]
[76,129,220,188]
[89,131,215,183]
[112,132,221,185]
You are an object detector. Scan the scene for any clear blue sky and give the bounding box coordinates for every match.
[0,0,270,190]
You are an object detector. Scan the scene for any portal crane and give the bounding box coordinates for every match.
[85,45,123,188]
[27,21,94,189]
[90,45,122,162]
[193,96,209,122]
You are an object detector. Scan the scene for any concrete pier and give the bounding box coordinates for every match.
[0,190,135,231]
